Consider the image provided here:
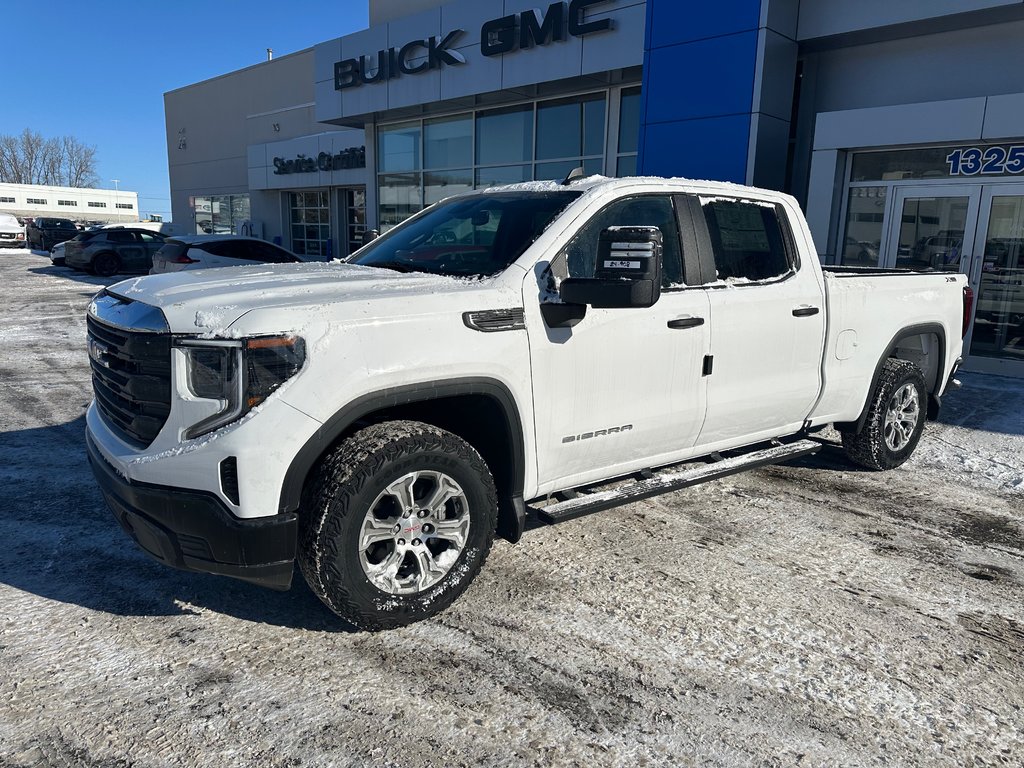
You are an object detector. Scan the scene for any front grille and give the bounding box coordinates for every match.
[87,314,172,447]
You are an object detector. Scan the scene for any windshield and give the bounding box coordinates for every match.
[351,191,581,277]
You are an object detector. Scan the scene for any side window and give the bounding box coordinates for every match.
[106,230,136,244]
[701,199,792,282]
[139,232,163,244]
[252,242,296,263]
[560,195,684,285]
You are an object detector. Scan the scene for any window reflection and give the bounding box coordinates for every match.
[895,196,968,271]
[424,115,472,170]
[375,90,626,226]
[476,105,533,166]
[425,170,473,205]
[378,172,422,231]
[971,196,1024,361]
[840,187,885,266]
[379,122,421,173]
[193,194,250,235]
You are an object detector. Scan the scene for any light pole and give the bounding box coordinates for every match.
[111,179,120,223]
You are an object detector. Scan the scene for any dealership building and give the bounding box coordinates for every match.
[165,0,1024,376]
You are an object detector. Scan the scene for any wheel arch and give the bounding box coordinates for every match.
[279,377,528,543]
[837,323,948,435]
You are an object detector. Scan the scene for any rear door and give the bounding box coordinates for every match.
[694,195,826,447]
[106,230,146,270]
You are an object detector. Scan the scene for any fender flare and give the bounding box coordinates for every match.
[278,377,528,540]
[838,322,947,435]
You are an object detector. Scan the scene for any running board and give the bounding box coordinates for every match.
[532,439,820,525]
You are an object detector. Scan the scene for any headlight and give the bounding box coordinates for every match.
[178,335,305,439]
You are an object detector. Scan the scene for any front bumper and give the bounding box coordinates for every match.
[87,430,297,590]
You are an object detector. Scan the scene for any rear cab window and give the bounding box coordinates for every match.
[699,197,795,283]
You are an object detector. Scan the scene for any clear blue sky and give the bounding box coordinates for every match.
[2,0,369,221]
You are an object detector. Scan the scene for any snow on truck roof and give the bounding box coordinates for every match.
[480,175,793,201]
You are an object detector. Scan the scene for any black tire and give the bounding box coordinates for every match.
[299,420,498,630]
[92,251,120,277]
[842,358,928,471]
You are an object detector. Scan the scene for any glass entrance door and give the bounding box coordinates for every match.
[963,185,1024,375]
[886,186,981,271]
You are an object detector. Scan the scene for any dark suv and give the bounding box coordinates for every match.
[26,218,78,251]
[64,228,167,276]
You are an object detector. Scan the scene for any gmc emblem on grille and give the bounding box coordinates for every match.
[88,338,111,367]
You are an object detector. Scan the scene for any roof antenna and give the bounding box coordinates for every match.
[561,167,586,186]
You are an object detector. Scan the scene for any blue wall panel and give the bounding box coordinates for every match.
[643,32,759,124]
[647,0,762,49]
[638,0,764,184]
[642,116,751,181]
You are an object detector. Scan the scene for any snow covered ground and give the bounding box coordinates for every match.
[1,248,1022,766]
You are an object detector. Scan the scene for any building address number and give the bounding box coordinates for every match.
[946,146,1024,176]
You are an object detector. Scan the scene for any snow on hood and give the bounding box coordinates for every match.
[105,261,475,335]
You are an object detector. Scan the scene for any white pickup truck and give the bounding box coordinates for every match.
[85,176,971,630]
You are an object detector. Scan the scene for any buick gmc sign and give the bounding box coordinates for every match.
[334,0,616,90]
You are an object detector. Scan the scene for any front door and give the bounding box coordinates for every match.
[525,194,711,494]
[963,185,1024,375]
[886,186,981,271]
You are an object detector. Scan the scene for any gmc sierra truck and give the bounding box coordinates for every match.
[85,177,971,630]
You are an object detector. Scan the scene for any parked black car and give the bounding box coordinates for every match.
[64,228,167,276]
[26,218,78,251]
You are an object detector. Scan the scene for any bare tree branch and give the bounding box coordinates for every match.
[0,129,99,187]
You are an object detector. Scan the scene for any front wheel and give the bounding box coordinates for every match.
[299,420,498,630]
[842,358,928,470]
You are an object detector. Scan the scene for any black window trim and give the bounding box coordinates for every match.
[682,194,800,291]
[553,192,693,289]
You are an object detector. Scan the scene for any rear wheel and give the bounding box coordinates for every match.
[299,420,498,630]
[842,358,928,470]
[92,251,120,277]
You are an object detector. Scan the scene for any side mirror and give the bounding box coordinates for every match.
[559,226,663,308]
[361,229,380,245]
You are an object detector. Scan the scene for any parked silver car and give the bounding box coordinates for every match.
[150,235,302,274]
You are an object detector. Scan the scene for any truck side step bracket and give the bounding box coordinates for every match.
[531,439,821,525]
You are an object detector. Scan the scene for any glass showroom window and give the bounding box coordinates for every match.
[377,92,613,227]
[475,104,534,187]
[534,94,605,182]
[616,87,641,177]
[289,191,330,258]
[840,187,887,267]
[192,194,250,235]
[379,121,423,231]
[344,189,367,255]
[424,114,473,206]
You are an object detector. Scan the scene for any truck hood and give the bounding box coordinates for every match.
[105,262,491,334]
